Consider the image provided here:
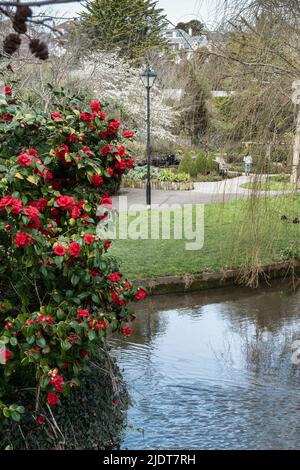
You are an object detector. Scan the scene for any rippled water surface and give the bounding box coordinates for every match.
[111,286,300,449]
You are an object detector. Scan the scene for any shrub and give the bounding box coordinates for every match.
[0,74,146,429]
[179,150,215,177]
[178,152,195,176]
[126,166,160,181]
[157,169,190,183]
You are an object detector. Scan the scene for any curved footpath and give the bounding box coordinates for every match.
[113,175,298,211]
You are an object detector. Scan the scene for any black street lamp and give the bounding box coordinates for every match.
[140,67,157,206]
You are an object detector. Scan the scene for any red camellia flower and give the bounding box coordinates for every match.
[123,130,134,138]
[121,326,132,337]
[104,240,111,251]
[24,206,40,221]
[96,320,107,332]
[18,152,32,167]
[50,375,64,393]
[106,167,114,176]
[0,195,12,210]
[51,112,63,121]
[47,392,59,406]
[84,234,95,245]
[14,232,33,248]
[11,198,23,215]
[80,349,89,357]
[4,86,12,96]
[101,145,113,157]
[135,288,147,300]
[108,272,122,282]
[0,196,23,215]
[126,158,134,169]
[90,100,101,112]
[100,193,112,209]
[99,111,106,121]
[112,291,126,306]
[117,146,126,157]
[115,159,127,171]
[4,349,13,362]
[91,174,103,187]
[27,148,38,157]
[77,309,90,323]
[54,245,66,256]
[43,169,53,181]
[66,133,76,143]
[99,130,108,139]
[68,241,81,258]
[109,120,121,131]
[71,206,81,219]
[80,112,94,122]
[37,415,44,425]
[56,195,75,210]
[55,143,69,161]
[90,268,100,277]
[2,114,13,121]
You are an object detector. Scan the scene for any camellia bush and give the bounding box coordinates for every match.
[0,72,145,429]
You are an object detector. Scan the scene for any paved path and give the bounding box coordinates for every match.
[112,175,297,211]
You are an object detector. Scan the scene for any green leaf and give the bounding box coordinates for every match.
[2,408,10,418]
[88,330,96,341]
[10,337,18,346]
[71,274,80,286]
[10,411,20,422]
[26,335,35,345]
[36,337,47,348]
[60,339,72,351]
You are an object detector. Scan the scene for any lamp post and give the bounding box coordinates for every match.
[140,67,157,206]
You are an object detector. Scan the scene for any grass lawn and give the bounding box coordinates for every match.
[110,195,300,280]
[241,175,296,191]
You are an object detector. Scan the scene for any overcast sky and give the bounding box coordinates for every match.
[53,0,220,28]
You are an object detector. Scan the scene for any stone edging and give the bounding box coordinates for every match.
[121,178,194,191]
[137,261,300,296]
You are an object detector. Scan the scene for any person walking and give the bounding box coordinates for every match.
[243,153,252,176]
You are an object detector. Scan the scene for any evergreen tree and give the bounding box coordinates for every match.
[80,0,168,62]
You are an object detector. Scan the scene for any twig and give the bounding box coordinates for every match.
[18,425,29,450]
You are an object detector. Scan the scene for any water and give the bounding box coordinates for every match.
[111,285,300,450]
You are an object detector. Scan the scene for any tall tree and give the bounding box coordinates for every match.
[80,0,168,62]
[176,19,204,36]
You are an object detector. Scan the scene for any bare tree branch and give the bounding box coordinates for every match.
[0,0,82,6]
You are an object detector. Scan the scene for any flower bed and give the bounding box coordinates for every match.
[122,177,194,191]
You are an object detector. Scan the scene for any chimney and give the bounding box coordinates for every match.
[188,27,193,36]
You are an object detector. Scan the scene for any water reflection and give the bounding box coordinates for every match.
[111,284,300,449]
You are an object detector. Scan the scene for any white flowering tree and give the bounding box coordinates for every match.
[70,51,179,143]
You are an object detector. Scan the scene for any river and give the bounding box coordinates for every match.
[111,284,300,449]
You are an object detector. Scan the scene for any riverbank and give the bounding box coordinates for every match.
[110,195,300,280]
[137,260,300,295]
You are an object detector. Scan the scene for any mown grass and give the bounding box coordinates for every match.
[241,175,296,191]
[110,195,300,280]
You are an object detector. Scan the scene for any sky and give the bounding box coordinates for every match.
[52,0,221,28]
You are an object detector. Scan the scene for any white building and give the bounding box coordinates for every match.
[161,27,208,53]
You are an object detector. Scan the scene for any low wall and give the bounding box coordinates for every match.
[121,178,194,191]
[137,261,300,296]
